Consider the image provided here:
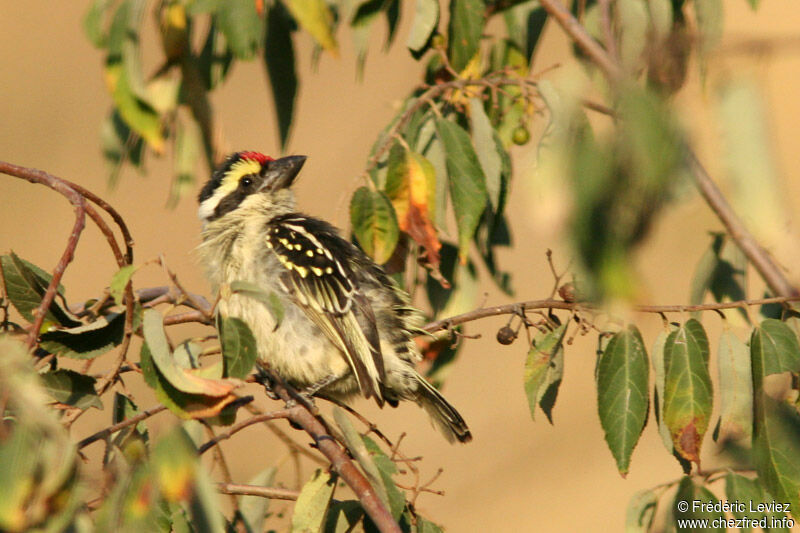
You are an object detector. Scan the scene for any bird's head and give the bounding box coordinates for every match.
[197,151,307,224]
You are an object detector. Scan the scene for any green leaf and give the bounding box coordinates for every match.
[239,467,277,532]
[694,0,723,57]
[752,396,800,516]
[105,0,164,152]
[362,435,405,518]
[40,369,103,410]
[84,0,111,47]
[218,314,259,380]
[101,110,145,186]
[229,281,285,328]
[651,329,674,454]
[469,98,503,212]
[625,488,658,533]
[436,119,488,263]
[715,330,752,442]
[215,0,262,59]
[0,253,80,327]
[725,473,788,531]
[169,116,202,207]
[265,2,298,149]
[689,233,747,322]
[751,319,800,376]
[140,341,238,421]
[663,319,712,465]
[286,0,338,54]
[198,22,234,91]
[151,428,226,532]
[291,469,336,532]
[110,265,136,306]
[447,0,484,71]
[350,187,400,264]
[524,323,567,421]
[332,409,391,509]
[41,311,129,359]
[503,4,547,64]
[416,515,444,533]
[324,501,364,532]
[112,392,149,450]
[596,325,649,476]
[617,0,648,71]
[142,309,237,396]
[407,0,439,52]
[672,477,725,531]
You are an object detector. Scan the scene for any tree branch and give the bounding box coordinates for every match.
[217,482,299,501]
[422,295,800,333]
[197,410,291,455]
[686,151,799,297]
[77,404,168,449]
[0,161,88,350]
[536,0,799,299]
[266,374,402,533]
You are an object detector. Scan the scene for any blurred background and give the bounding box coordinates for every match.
[2,1,800,530]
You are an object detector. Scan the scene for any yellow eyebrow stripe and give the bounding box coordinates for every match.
[219,159,262,195]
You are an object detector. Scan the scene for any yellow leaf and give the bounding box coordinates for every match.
[286,0,338,55]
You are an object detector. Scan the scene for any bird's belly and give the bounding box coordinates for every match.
[219,293,352,387]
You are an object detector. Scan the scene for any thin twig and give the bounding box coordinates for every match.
[77,404,168,449]
[686,151,799,298]
[217,483,299,501]
[197,410,291,455]
[0,161,88,350]
[244,403,327,466]
[204,423,240,513]
[422,295,800,333]
[265,373,402,533]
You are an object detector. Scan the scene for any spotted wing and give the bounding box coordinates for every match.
[266,216,385,402]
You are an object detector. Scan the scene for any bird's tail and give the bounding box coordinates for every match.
[414,372,472,443]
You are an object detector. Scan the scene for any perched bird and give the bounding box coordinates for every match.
[197,151,471,443]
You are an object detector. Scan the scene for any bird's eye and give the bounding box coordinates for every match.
[241,176,253,188]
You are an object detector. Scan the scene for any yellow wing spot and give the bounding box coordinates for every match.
[266,240,273,249]
[316,248,323,254]
[325,267,333,274]
[295,266,308,278]
[311,267,323,276]
[306,250,314,257]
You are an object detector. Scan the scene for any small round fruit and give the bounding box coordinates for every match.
[512,125,530,145]
[496,325,517,345]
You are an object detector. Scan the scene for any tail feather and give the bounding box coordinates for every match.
[414,373,472,443]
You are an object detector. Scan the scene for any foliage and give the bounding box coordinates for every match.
[1,0,799,530]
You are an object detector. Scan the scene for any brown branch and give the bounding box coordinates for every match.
[364,76,540,176]
[0,161,88,350]
[217,482,299,501]
[537,0,621,80]
[197,410,291,455]
[686,151,799,298]
[61,180,134,263]
[244,403,327,466]
[536,0,799,299]
[265,374,402,533]
[164,309,213,326]
[422,295,800,333]
[77,404,168,449]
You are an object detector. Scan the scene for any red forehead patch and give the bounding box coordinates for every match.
[239,151,273,164]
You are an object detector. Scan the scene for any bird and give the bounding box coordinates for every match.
[196,151,471,443]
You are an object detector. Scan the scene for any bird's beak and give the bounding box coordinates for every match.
[261,155,307,191]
